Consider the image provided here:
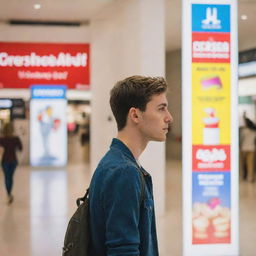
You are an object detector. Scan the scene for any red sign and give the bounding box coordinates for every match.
[0,42,90,89]
[192,145,230,172]
[192,33,230,63]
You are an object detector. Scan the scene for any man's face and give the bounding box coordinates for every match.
[137,93,173,142]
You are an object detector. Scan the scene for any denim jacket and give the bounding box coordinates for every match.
[89,138,159,256]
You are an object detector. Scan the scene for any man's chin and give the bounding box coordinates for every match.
[151,136,166,142]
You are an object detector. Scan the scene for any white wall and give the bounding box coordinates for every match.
[0,23,90,43]
[90,0,167,215]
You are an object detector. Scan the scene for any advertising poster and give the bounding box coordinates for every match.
[30,86,67,166]
[192,172,231,244]
[191,3,232,246]
[192,63,230,145]
[182,0,238,255]
[191,3,231,246]
[0,42,90,89]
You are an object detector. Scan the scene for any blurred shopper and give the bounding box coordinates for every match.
[89,76,173,256]
[240,114,256,182]
[0,123,22,204]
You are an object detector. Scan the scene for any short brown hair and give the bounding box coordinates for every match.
[110,75,167,131]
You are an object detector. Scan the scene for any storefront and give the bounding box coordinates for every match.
[0,42,91,166]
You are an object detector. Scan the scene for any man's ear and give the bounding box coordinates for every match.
[129,107,140,123]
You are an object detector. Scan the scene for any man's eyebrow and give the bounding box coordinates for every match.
[157,103,168,107]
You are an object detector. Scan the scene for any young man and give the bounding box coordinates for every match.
[89,75,173,256]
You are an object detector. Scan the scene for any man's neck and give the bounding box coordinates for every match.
[117,129,148,159]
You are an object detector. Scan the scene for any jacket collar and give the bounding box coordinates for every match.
[110,138,149,176]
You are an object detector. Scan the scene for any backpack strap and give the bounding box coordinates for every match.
[138,168,146,205]
[76,166,146,207]
[76,188,89,207]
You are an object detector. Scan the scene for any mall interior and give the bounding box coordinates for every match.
[0,0,256,256]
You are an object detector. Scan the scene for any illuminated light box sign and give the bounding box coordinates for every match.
[30,85,67,166]
[0,99,12,108]
[182,0,238,255]
[238,61,256,78]
[0,98,26,119]
[0,42,90,89]
[238,49,256,78]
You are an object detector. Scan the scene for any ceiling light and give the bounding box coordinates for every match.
[241,15,248,20]
[34,4,41,10]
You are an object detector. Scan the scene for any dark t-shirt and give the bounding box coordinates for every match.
[0,136,22,163]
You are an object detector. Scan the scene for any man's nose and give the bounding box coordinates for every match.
[166,110,173,123]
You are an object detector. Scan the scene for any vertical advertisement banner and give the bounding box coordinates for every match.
[30,86,67,166]
[182,1,238,255]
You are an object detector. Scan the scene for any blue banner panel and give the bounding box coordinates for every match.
[192,4,230,32]
[192,172,231,244]
[31,85,66,99]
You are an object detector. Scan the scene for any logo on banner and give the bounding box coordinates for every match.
[202,8,221,29]
[192,4,230,32]
[192,145,230,171]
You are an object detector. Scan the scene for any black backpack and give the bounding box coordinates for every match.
[62,168,145,256]
[62,188,90,256]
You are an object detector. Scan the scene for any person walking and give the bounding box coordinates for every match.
[240,114,256,182]
[0,123,23,204]
[88,75,173,256]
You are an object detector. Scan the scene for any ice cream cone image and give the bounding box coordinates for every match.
[203,108,220,145]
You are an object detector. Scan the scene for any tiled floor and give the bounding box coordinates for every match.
[0,159,255,256]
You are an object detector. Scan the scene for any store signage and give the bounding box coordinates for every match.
[0,98,26,119]
[0,52,87,67]
[31,86,66,99]
[182,0,238,255]
[0,99,12,108]
[239,48,256,63]
[238,61,256,78]
[30,85,67,166]
[0,42,90,89]
[11,99,26,119]
[238,49,256,78]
